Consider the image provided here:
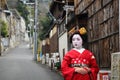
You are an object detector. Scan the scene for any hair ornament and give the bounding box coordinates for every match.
[79,27,87,35]
[69,27,87,35]
[68,27,75,34]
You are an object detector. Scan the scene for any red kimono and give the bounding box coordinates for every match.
[61,49,99,80]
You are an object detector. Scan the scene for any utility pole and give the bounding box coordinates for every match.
[0,22,1,56]
[33,0,38,61]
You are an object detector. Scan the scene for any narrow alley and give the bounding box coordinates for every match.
[0,42,64,80]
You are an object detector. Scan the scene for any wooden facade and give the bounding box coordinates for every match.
[49,25,58,55]
[74,0,119,69]
[50,0,65,19]
[48,0,65,57]
[42,39,50,55]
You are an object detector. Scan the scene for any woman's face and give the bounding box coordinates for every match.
[72,34,83,49]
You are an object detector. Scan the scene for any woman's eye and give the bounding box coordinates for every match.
[72,38,75,41]
[77,38,80,41]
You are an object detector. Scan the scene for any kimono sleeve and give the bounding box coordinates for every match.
[61,53,75,80]
[89,53,99,80]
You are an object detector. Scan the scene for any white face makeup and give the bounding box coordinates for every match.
[72,34,83,49]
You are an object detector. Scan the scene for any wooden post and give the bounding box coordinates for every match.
[119,0,120,51]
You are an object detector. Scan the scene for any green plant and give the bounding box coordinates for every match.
[0,19,8,37]
[16,1,29,26]
[38,14,52,40]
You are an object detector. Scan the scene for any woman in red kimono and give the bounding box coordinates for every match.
[61,29,99,80]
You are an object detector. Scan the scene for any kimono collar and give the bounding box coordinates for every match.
[73,48,85,54]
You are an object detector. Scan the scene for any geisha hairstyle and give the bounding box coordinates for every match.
[70,30,83,43]
[69,29,87,47]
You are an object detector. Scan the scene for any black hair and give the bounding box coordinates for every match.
[69,30,87,44]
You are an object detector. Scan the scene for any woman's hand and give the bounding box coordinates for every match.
[74,67,89,74]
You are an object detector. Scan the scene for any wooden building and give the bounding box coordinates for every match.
[49,24,58,55]
[48,1,119,77]
[48,0,75,65]
[74,0,119,71]
[42,38,50,56]
[48,0,65,59]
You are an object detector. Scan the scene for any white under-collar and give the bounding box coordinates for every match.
[73,48,85,54]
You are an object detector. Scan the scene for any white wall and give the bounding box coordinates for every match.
[58,31,68,62]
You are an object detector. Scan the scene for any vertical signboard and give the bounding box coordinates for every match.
[111,52,120,80]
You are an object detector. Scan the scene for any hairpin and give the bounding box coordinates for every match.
[69,27,87,35]
[79,27,87,35]
[68,27,75,34]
